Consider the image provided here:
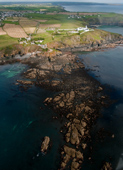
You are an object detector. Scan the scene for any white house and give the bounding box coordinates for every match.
[77,26,89,31]
[25,37,31,41]
[35,40,43,43]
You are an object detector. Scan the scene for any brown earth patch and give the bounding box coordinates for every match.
[0,27,6,35]
[3,24,27,38]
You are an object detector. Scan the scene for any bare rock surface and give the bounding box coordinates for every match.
[41,136,50,153]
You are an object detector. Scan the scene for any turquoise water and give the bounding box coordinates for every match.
[62,4,123,14]
[0,63,62,170]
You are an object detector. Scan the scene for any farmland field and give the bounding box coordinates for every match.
[19,18,38,34]
[35,20,47,22]
[0,27,6,35]
[3,24,28,38]
[0,35,18,49]
[38,24,61,29]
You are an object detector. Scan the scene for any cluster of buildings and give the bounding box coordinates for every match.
[76,25,89,31]
[68,15,81,19]
[19,37,47,49]
[0,11,24,21]
[0,10,44,23]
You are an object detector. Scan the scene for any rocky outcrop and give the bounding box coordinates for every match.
[41,136,50,153]
[14,48,112,169]
[17,80,34,85]
[61,145,83,170]
[101,162,112,170]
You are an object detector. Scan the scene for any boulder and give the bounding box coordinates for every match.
[44,97,52,104]
[70,127,80,145]
[101,162,112,170]
[85,106,91,113]
[41,136,50,153]
[64,145,76,158]
[71,161,80,170]
[76,151,83,160]
[17,80,34,85]
[53,96,61,102]
[82,143,87,150]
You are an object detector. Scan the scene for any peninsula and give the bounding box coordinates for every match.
[0,2,123,170]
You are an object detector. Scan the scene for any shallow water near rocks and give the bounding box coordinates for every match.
[0,63,63,170]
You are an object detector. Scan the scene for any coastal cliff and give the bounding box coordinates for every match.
[48,29,123,51]
[0,29,123,58]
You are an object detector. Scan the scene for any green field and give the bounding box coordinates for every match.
[2,20,19,25]
[0,3,123,50]
[0,35,18,49]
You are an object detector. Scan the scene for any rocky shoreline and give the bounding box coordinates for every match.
[0,41,117,169]
[7,49,113,169]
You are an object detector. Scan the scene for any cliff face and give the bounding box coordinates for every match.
[0,44,41,58]
[49,29,123,51]
[0,29,123,58]
[83,14,123,27]
[99,17,123,26]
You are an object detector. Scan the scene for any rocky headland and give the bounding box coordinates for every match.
[7,49,113,169]
[0,29,119,169]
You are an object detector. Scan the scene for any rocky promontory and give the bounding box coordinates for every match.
[10,49,114,169]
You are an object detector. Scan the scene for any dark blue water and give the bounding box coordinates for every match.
[79,45,123,169]
[63,4,123,14]
[98,25,123,35]
[0,63,63,170]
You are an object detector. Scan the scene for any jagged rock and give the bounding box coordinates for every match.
[41,136,50,153]
[71,161,80,170]
[70,127,80,145]
[59,101,65,108]
[61,162,66,169]
[75,124,85,136]
[76,151,83,160]
[25,68,37,79]
[81,120,87,128]
[98,86,103,91]
[67,113,73,118]
[17,80,34,85]
[53,96,61,102]
[85,106,91,113]
[82,143,87,150]
[64,145,76,158]
[63,155,70,163]
[101,162,112,170]
[67,122,71,127]
[69,91,75,101]
[51,80,61,86]
[44,97,52,104]
[73,119,80,124]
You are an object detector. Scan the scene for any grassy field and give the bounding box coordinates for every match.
[0,4,123,50]
[3,20,19,25]
[0,35,18,49]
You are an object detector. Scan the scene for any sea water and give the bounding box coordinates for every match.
[62,3,123,14]
[0,63,62,170]
[78,26,123,169]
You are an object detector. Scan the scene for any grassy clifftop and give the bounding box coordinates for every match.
[48,29,122,48]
